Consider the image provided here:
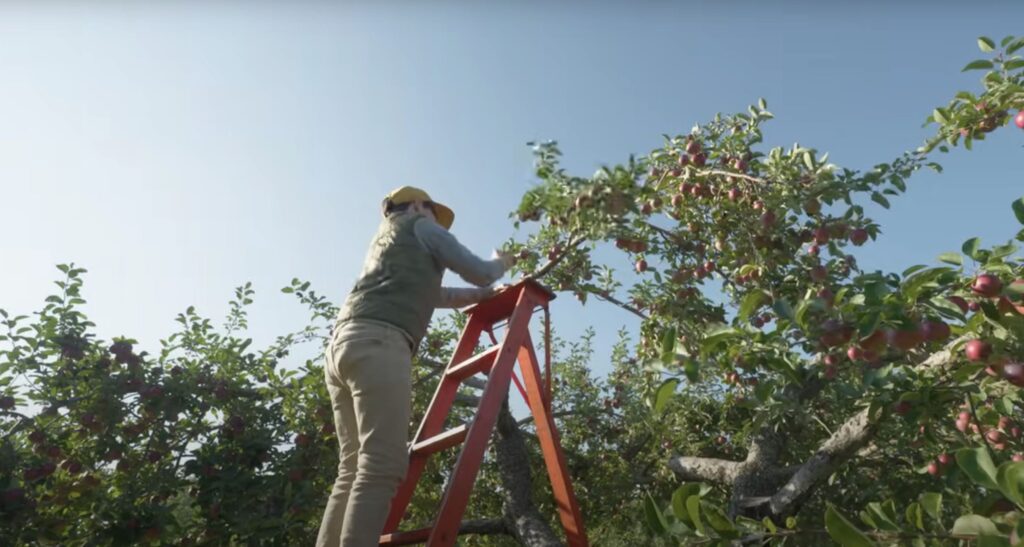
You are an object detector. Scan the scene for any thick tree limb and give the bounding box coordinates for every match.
[454,393,481,407]
[494,398,564,547]
[767,407,878,517]
[668,456,742,485]
[457,519,511,536]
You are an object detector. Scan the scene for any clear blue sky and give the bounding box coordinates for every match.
[1,2,1021,386]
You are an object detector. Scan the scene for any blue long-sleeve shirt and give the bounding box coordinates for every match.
[411,215,507,309]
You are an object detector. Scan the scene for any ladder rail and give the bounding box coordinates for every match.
[379,280,588,547]
[381,313,487,534]
[424,288,538,546]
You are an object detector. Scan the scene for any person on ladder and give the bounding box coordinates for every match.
[316,186,516,547]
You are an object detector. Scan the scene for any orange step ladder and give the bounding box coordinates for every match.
[379,280,588,546]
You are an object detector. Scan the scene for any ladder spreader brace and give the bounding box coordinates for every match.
[379,279,589,546]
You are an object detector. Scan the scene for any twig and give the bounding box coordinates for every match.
[525,234,586,281]
[594,292,648,320]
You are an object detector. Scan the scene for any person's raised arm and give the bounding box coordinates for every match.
[414,218,514,287]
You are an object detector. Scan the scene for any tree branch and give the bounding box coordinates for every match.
[456,519,511,536]
[525,234,586,281]
[767,407,878,517]
[593,292,648,320]
[667,456,742,485]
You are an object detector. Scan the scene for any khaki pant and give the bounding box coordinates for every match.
[316,321,413,547]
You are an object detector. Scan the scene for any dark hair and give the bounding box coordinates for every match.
[381,199,436,217]
[382,199,413,217]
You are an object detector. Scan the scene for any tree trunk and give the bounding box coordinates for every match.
[494,398,564,547]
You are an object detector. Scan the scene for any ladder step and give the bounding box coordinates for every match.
[445,345,501,382]
[411,424,468,456]
[379,526,431,546]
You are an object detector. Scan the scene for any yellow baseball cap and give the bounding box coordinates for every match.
[385,186,455,230]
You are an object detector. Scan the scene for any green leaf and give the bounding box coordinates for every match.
[771,299,795,324]
[1012,198,1024,225]
[683,359,700,383]
[932,108,948,124]
[951,514,999,536]
[803,151,815,171]
[762,517,777,534]
[660,325,677,366]
[920,492,942,522]
[870,192,890,209]
[686,495,705,535]
[653,379,679,415]
[978,36,996,52]
[671,484,700,524]
[701,325,743,353]
[957,447,1000,489]
[996,461,1024,508]
[963,60,995,71]
[991,242,1019,259]
[704,504,736,534]
[865,502,900,532]
[644,492,669,535]
[1006,59,1024,71]
[739,290,768,322]
[962,237,983,260]
[905,502,924,531]
[1008,37,1024,55]
[825,506,876,547]
[938,252,963,266]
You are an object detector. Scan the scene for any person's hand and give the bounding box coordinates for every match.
[481,284,510,301]
[493,249,517,270]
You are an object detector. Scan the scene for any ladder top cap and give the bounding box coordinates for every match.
[464,279,555,319]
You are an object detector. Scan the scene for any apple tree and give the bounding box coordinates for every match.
[506,34,1024,545]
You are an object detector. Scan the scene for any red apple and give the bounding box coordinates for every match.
[937,453,952,466]
[965,339,992,362]
[1015,110,1024,129]
[893,401,912,416]
[813,227,830,244]
[927,462,942,476]
[887,327,924,351]
[973,274,1003,297]
[728,188,741,201]
[860,330,887,353]
[1014,453,1024,462]
[760,211,777,228]
[810,265,828,283]
[819,320,854,348]
[850,228,869,246]
[635,259,648,273]
[1002,363,1024,387]
[987,429,1005,443]
[918,320,951,342]
[686,140,702,155]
